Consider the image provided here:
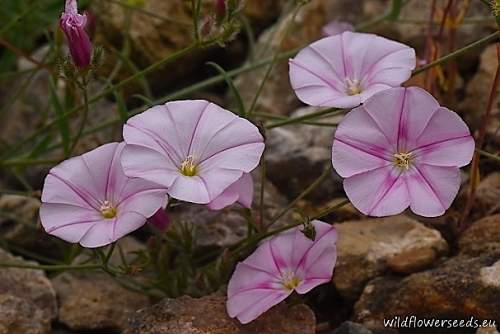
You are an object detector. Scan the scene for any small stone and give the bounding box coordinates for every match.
[353,252,500,333]
[459,214,500,255]
[332,321,373,334]
[333,215,448,301]
[169,171,293,249]
[125,293,316,334]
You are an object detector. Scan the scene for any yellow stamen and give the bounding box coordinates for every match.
[180,155,197,176]
[346,78,362,96]
[394,152,412,170]
[100,200,117,219]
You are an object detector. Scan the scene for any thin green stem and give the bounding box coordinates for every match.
[265,107,344,129]
[266,165,333,229]
[1,42,212,160]
[68,83,89,156]
[477,149,500,162]
[413,31,500,75]
[247,3,303,116]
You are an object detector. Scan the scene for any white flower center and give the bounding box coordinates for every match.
[393,152,413,170]
[345,78,362,96]
[179,155,198,177]
[281,270,301,291]
[100,200,117,219]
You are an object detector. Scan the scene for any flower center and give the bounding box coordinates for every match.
[281,271,301,291]
[100,200,117,219]
[345,78,362,96]
[393,152,412,170]
[180,155,197,177]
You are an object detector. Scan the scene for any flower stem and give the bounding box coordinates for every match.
[413,31,500,76]
[266,165,333,229]
[68,81,89,156]
[265,107,345,129]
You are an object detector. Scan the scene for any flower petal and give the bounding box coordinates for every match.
[344,166,410,216]
[289,32,415,108]
[40,203,102,243]
[332,106,394,178]
[111,211,149,243]
[167,175,211,204]
[227,287,290,324]
[293,222,338,294]
[207,173,253,210]
[407,164,461,217]
[412,107,474,167]
[121,144,179,188]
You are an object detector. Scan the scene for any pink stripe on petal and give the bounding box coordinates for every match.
[344,166,410,216]
[227,289,290,324]
[407,164,461,217]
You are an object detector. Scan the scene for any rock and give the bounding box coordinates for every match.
[333,215,448,301]
[0,194,68,261]
[332,321,373,334]
[266,106,343,200]
[125,293,316,334]
[353,252,500,333]
[459,214,500,255]
[93,0,221,96]
[0,248,57,320]
[0,248,56,334]
[52,237,149,332]
[395,0,495,50]
[0,47,120,187]
[474,173,500,217]
[169,170,293,249]
[477,325,500,334]
[462,44,500,146]
[233,0,397,116]
[0,294,50,334]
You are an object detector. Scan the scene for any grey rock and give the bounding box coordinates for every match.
[333,215,448,301]
[353,252,500,333]
[332,321,373,334]
[266,106,343,200]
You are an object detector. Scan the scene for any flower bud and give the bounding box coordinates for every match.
[215,0,226,22]
[60,0,92,69]
[148,209,171,232]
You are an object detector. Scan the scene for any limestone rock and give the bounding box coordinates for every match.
[125,293,315,334]
[353,252,500,333]
[265,106,343,200]
[333,215,448,301]
[0,294,50,334]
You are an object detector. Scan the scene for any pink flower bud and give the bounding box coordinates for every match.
[215,0,226,20]
[60,0,92,68]
[148,209,171,232]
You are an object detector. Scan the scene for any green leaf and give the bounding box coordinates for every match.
[206,61,246,117]
[113,90,129,123]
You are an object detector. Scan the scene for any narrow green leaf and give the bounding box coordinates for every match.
[113,90,129,123]
[49,78,70,155]
[206,61,246,117]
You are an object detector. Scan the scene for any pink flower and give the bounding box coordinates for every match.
[207,173,253,210]
[121,100,264,204]
[322,21,354,37]
[289,31,416,109]
[40,142,167,248]
[226,221,338,324]
[60,0,92,68]
[332,87,475,217]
